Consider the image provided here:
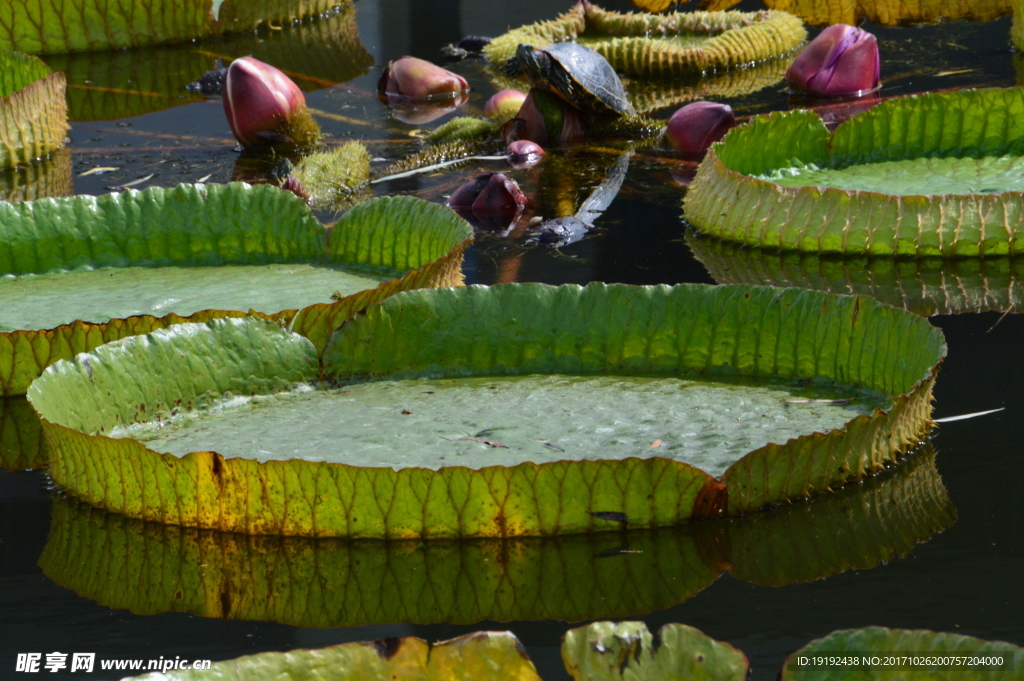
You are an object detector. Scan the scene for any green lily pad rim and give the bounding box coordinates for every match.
[687,87,1024,257]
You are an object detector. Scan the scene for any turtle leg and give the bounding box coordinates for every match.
[504,57,522,78]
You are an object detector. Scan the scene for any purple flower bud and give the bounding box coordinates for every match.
[665,101,735,153]
[506,140,545,169]
[786,24,880,97]
[378,56,470,101]
[483,89,528,118]
[223,57,306,148]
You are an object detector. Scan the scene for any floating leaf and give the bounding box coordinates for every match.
[0,187,470,396]
[0,50,68,170]
[43,5,372,121]
[688,233,1024,316]
[128,630,541,681]
[686,87,1024,256]
[39,444,951,625]
[484,3,806,79]
[1,0,344,55]
[782,628,1021,680]
[562,621,749,681]
[30,284,943,537]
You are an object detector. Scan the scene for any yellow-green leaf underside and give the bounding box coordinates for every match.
[39,445,952,625]
[30,284,943,538]
[0,50,68,169]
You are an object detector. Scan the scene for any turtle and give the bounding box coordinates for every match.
[504,42,634,117]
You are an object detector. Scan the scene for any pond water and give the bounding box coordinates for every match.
[1,0,1022,678]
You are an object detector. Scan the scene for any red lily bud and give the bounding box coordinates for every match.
[665,101,735,153]
[223,57,305,148]
[484,89,528,118]
[506,140,545,169]
[378,56,469,101]
[786,24,880,97]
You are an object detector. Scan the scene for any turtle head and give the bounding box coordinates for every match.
[505,44,551,86]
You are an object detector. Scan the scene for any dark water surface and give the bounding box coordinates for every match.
[2,0,1023,678]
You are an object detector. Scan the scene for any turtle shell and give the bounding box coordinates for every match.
[534,43,633,117]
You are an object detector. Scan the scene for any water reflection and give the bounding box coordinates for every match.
[42,6,373,122]
[0,397,46,471]
[40,445,954,627]
[688,231,1024,315]
[0,148,73,203]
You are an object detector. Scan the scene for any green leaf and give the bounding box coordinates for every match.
[30,284,943,537]
[781,628,1022,681]
[127,630,541,681]
[561,621,749,681]
[38,444,952,625]
[686,87,1024,256]
[41,5,372,121]
[688,232,1024,316]
[0,0,345,55]
[0,186,470,396]
[0,50,68,169]
[484,3,806,79]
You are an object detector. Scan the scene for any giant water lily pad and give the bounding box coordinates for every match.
[0,50,67,169]
[29,284,944,537]
[685,87,1024,257]
[129,630,541,681]
[42,5,372,122]
[688,233,1024,316]
[562,621,749,681]
[484,2,806,79]
[39,445,952,625]
[640,0,1010,27]
[0,0,342,54]
[0,185,470,395]
[782,628,1022,680]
